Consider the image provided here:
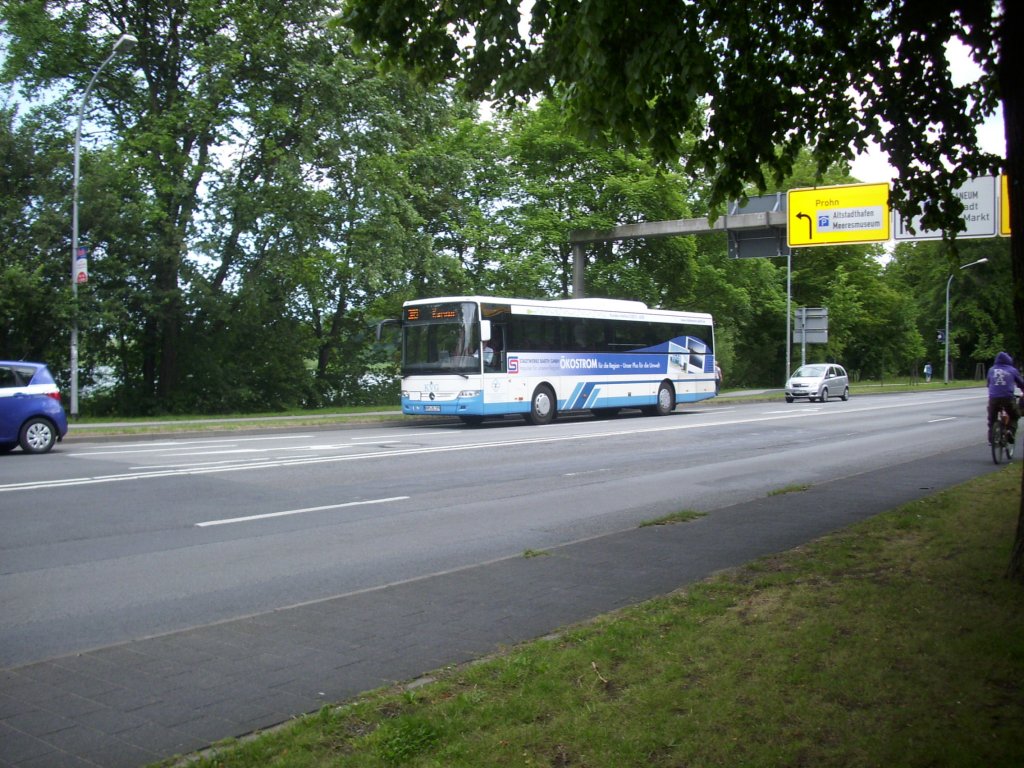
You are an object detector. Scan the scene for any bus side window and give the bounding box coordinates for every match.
[572,323,587,350]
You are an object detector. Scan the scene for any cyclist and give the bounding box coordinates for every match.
[986,352,1024,443]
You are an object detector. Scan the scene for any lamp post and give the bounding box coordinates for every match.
[944,257,988,384]
[71,32,137,419]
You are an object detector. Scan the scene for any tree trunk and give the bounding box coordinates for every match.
[1001,0,1024,582]
[155,226,184,405]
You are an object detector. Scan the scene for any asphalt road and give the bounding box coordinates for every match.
[1,388,989,666]
[0,388,1002,766]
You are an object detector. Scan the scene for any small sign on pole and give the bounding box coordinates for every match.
[74,246,89,285]
[794,307,828,367]
[793,307,829,342]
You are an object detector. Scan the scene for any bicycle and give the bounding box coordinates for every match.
[990,404,1016,464]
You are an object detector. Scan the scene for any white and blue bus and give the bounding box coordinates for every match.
[399,296,716,425]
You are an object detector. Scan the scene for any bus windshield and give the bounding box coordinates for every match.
[402,301,482,375]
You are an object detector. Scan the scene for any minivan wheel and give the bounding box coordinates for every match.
[19,417,57,454]
[841,387,849,401]
[818,387,828,403]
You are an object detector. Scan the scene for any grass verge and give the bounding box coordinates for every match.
[639,509,706,527]
[167,466,1024,768]
[768,483,811,497]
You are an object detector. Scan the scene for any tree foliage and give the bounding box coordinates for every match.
[887,238,1015,378]
[0,1,488,412]
[2,1,1012,402]
[342,0,1007,231]
[0,106,72,366]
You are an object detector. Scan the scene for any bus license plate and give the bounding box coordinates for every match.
[425,405,441,412]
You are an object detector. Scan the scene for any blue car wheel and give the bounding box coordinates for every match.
[19,417,58,454]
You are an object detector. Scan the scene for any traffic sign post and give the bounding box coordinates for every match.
[793,307,828,367]
[787,183,890,247]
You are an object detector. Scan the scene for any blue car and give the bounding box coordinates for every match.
[0,361,69,454]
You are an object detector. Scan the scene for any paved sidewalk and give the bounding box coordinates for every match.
[0,444,998,768]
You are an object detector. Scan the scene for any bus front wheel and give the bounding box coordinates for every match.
[644,381,675,416]
[526,384,556,425]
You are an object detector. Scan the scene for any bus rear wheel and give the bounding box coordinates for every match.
[526,384,556,425]
[643,381,675,416]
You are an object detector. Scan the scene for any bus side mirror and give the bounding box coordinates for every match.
[480,319,492,343]
[376,318,399,342]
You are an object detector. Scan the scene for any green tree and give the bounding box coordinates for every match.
[342,0,1024,579]
[497,100,699,301]
[3,0,314,405]
[689,237,788,386]
[0,106,71,366]
[2,2,486,413]
[343,1,1009,228]
[886,238,1013,380]
[399,113,511,299]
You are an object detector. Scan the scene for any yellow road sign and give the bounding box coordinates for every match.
[1001,174,1012,236]
[787,183,890,247]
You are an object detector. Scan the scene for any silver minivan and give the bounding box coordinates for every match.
[784,363,850,403]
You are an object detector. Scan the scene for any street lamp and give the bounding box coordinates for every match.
[71,32,137,419]
[944,257,988,384]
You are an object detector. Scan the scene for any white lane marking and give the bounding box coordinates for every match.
[928,417,957,423]
[132,458,270,470]
[68,435,318,457]
[161,449,272,457]
[195,496,410,527]
[2,392,984,494]
[132,441,398,465]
